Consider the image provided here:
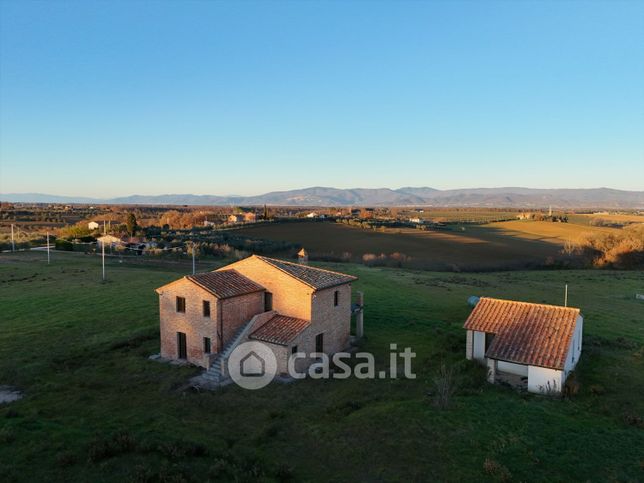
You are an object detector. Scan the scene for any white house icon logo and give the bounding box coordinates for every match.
[240,351,265,377]
[228,341,277,390]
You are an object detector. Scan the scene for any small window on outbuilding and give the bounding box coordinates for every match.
[334,290,339,306]
[203,300,211,318]
[291,345,298,355]
[176,296,186,313]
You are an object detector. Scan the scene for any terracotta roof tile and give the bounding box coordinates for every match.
[249,314,310,345]
[464,297,581,370]
[256,256,357,290]
[186,269,265,299]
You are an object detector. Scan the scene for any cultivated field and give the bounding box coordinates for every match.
[485,220,621,243]
[0,252,642,481]
[235,220,618,270]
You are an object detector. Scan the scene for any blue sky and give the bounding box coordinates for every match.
[1,1,642,197]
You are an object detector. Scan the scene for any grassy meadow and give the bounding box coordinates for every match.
[0,251,642,481]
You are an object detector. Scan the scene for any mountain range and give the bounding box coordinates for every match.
[2,187,643,208]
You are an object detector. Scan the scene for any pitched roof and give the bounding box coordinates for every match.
[186,269,265,299]
[255,255,357,290]
[464,297,581,370]
[249,314,310,345]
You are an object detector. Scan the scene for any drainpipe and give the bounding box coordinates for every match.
[356,291,364,338]
[218,300,224,353]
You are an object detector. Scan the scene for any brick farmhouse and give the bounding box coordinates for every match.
[155,255,359,383]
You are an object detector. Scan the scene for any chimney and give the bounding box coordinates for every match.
[297,248,309,265]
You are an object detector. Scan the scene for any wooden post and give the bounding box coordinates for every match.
[356,291,364,338]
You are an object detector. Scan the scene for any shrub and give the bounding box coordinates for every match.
[567,224,644,269]
[87,431,137,463]
[623,411,643,428]
[431,363,458,409]
[589,384,605,395]
[0,427,15,444]
[55,239,74,251]
[483,458,512,482]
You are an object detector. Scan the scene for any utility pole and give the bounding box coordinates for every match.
[102,240,106,281]
[192,241,196,275]
[11,224,15,252]
[103,220,106,235]
[46,231,50,264]
[564,284,568,307]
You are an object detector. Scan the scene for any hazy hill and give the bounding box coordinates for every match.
[2,187,643,208]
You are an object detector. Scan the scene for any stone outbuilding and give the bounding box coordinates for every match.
[464,297,583,394]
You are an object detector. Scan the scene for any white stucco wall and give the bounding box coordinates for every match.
[472,331,486,362]
[564,315,583,376]
[497,360,529,377]
[466,330,473,360]
[528,366,563,394]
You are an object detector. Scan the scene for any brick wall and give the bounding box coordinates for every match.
[222,257,313,320]
[267,283,352,375]
[310,283,352,354]
[157,278,264,367]
[219,293,265,347]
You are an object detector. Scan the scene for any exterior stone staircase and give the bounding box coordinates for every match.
[200,310,276,386]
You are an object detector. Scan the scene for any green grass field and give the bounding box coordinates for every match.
[0,252,642,482]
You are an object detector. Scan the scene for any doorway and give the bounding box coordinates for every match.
[177,332,187,359]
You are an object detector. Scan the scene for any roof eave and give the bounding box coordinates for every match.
[487,355,564,372]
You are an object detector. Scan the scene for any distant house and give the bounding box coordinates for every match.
[409,217,422,224]
[464,297,583,394]
[96,234,124,250]
[154,255,360,385]
[88,221,100,230]
[121,236,153,254]
[306,212,318,218]
[243,212,257,222]
[228,214,245,223]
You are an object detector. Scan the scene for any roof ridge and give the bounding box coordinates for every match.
[256,255,358,279]
[480,296,580,312]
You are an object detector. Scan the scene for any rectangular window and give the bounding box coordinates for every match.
[176,296,186,313]
[204,337,211,354]
[334,290,339,306]
[485,332,495,350]
[315,333,324,353]
[291,345,298,355]
[203,300,211,317]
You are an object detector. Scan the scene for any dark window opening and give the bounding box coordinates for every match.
[315,333,324,353]
[203,300,211,317]
[264,292,273,312]
[334,290,339,306]
[485,332,495,350]
[204,337,211,354]
[176,296,186,313]
[291,345,298,355]
[177,332,187,359]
